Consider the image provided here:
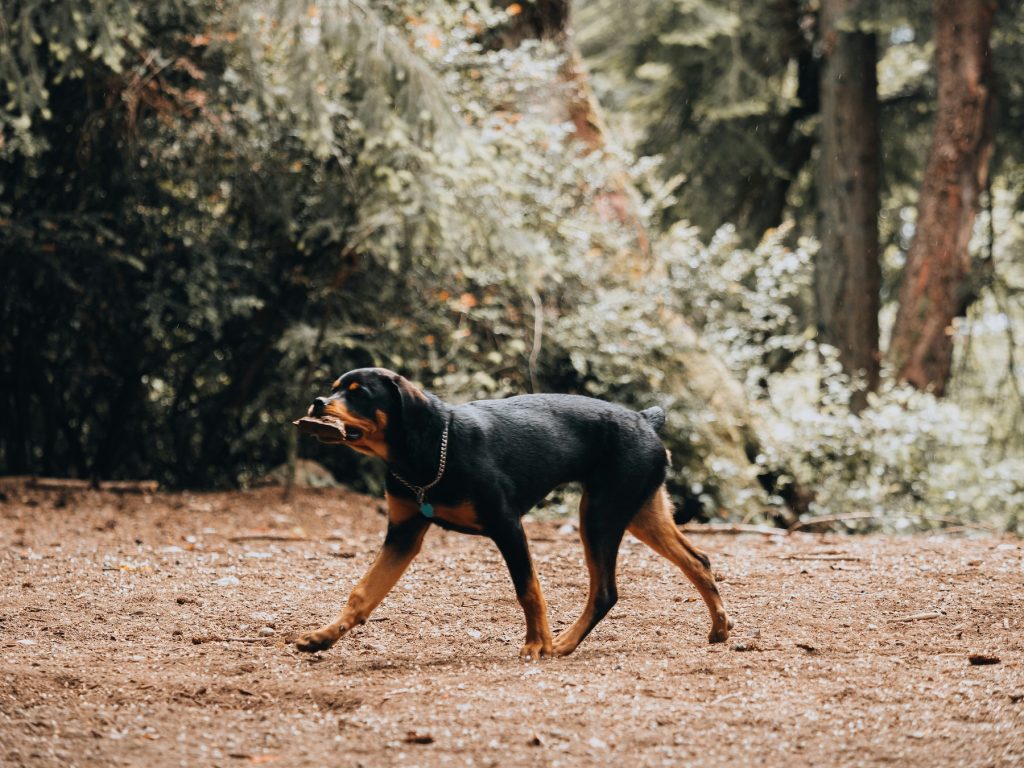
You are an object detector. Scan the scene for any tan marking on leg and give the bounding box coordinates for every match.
[386,492,420,525]
[294,500,427,653]
[518,573,553,660]
[628,486,731,643]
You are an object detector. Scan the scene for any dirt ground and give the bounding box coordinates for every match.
[1,478,1022,767]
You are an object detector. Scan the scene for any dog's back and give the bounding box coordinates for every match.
[453,394,668,512]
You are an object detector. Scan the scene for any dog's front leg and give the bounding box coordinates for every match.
[490,517,553,661]
[294,509,429,653]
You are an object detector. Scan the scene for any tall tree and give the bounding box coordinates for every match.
[888,0,996,395]
[815,0,881,412]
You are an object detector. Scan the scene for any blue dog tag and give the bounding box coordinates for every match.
[420,502,434,518]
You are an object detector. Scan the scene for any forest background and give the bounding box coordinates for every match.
[1,0,1022,533]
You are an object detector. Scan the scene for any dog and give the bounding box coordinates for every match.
[293,367,731,659]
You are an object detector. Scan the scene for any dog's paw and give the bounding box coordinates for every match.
[518,640,553,661]
[551,626,589,657]
[708,615,732,644]
[550,635,578,657]
[294,626,340,653]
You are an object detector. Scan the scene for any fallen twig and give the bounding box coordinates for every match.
[788,513,878,531]
[778,554,864,562]
[29,477,158,493]
[99,480,160,493]
[228,534,312,543]
[790,512,996,533]
[710,692,743,705]
[968,653,1000,666]
[890,610,944,623]
[914,516,997,532]
[227,533,350,543]
[404,731,435,745]
[191,635,271,644]
[680,523,786,536]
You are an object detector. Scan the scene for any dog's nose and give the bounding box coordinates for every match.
[311,397,329,416]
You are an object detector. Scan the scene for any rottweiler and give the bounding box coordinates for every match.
[293,367,731,659]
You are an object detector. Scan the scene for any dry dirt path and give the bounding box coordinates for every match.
[1,481,1022,767]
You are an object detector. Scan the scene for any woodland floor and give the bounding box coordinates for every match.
[0,478,1022,767]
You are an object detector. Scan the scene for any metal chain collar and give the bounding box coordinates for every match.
[390,420,449,506]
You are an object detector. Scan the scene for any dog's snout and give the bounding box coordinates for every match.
[311,396,330,416]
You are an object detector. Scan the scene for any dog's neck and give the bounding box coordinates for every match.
[386,393,450,486]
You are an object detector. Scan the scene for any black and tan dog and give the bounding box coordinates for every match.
[293,367,731,659]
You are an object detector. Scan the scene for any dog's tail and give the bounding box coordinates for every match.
[640,406,666,433]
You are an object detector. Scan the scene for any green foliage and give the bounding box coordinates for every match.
[577,0,1024,250]
[660,221,1024,534]
[0,0,145,157]
[0,0,657,491]
[572,0,1024,531]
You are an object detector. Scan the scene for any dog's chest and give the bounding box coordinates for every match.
[429,501,484,533]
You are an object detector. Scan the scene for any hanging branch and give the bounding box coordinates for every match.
[528,288,544,393]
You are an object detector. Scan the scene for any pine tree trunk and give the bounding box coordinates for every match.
[815,0,881,413]
[888,0,996,395]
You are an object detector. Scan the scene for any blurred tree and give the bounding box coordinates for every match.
[578,0,1023,367]
[484,0,650,259]
[889,0,997,395]
[815,0,881,412]
[577,0,820,242]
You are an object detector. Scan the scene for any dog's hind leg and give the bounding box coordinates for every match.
[551,491,628,657]
[627,486,731,643]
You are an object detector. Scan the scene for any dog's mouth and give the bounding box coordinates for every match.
[293,414,365,444]
[340,424,363,441]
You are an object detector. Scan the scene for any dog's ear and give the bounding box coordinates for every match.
[384,372,431,429]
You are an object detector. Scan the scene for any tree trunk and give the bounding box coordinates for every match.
[888,0,996,395]
[490,0,805,523]
[815,0,881,412]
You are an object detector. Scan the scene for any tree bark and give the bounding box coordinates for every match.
[815,0,881,412]
[888,0,996,395]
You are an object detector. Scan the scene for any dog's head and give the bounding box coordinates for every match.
[308,368,428,460]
